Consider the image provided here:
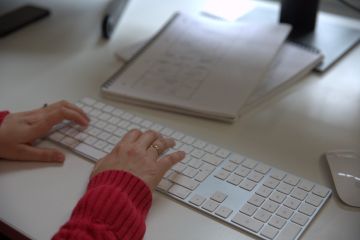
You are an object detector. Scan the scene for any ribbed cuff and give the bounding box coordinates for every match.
[70,170,152,240]
[87,170,153,215]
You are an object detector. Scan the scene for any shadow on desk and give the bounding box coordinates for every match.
[0,160,63,175]
[0,220,30,240]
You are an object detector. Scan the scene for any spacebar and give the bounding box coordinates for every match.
[75,143,106,161]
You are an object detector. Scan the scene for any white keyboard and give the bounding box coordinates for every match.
[48,98,331,240]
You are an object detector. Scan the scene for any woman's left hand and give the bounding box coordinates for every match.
[0,100,89,162]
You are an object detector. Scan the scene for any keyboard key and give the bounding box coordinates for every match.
[261,200,279,213]
[291,188,308,201]
[291,212,309,226]
[216,148,231,158]
[226,174,243,186]
[75,143,106,160]
[260,225,278,239]
[214,169,230,180]
[172,162,186,173]
[283,196,301,210]
[240,203,257,216]
[231,212,264,233]
[254,163,271,174]
[168,172,199,190]
[305,193,323,207]
[203,153,223,166]
[298,179,314,192]
[194,170,210,182]
[93,102,105,109]
[211,191,227,203]
[157,179,173,191]
[189,194,206,206]
[239,179,257,191]
[160,127,174,136]
[168,184,191,199]
[171,131,184,140]
[263,177,280,189]
[222,161,238,172]
[276,206,294,219]
[242,158,258,169]
[234,166,251,177]
[204,144,218,154]
[248,194,265,207]
[191,149,205,159]
[256,185,273,198]
[283,174,300,186]
[277,182,294,195]
[312,185,330,197]
[182,136,195,144]
[298,203,316,216]
[202,199,219,212]
[270,169,286,180]
[229,153,245,164]
[275,222,302,240]
[269,215,286,229]
[183,166,198,178]
[254,208,271,222]
[269,191,286,204]
[215,206,233,218]
[193,140,206,149]
[247,171,264,183]
[48,132,65,141]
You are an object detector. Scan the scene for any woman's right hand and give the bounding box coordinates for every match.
[91,129,185,191]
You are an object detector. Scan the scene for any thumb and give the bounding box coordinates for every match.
[157,151,185,175]
[15,145,65,162]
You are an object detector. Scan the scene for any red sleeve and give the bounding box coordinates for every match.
[0,111,10,125]
[52,170,152,240]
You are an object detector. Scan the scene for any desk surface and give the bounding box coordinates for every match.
[0,0,359,239]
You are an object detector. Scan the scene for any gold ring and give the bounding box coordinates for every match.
[151,144,161,155]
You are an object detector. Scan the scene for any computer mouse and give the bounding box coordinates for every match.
[325,150,360,207]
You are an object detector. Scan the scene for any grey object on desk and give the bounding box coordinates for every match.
[102,0,130,39]
[325,150,360,208]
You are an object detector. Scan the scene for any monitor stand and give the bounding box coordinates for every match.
[240,7,360,72]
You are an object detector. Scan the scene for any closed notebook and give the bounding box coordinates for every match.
[241,42,323,114]
[102,13,290,122]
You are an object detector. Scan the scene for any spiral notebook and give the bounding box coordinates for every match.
[102,13,291,122]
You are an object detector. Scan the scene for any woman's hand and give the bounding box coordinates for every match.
[91,129,185,191]
[0,100,89,162]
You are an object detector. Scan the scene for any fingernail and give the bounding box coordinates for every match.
[178,151,186,158]
[55,153,65,162]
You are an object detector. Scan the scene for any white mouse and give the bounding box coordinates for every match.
[325,150,360,207]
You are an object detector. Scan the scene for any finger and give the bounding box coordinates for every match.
[46,100,89,121]
[149,137,175,156]
[34,107,89,136]
[157,151,185,174]
[136,130,159,148]
[120,129,142,143]
[9,145,65,162]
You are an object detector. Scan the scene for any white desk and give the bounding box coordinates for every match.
[0,0,359,239]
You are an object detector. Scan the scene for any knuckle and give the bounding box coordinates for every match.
[126,146,141,156]
[59,100,68,106]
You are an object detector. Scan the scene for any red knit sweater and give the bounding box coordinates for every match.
[52,170,152,240]
[0,111,9,125]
